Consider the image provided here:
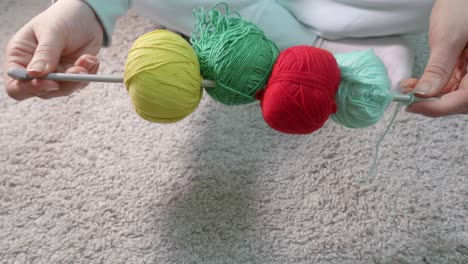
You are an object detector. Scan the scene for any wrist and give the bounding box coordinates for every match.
[50,0,107,45]
[50,0,105,44]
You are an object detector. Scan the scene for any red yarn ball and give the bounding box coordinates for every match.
[257,46,341,134]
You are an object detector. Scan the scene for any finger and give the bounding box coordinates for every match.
[58,55,100,92]
[413,43,464,97]
[10,55,100,100]
[400,78,419,94]
[37,66,90,100]
[26,29,65,77]
[406,89,468,117]
[3,27,47,100]
[74,54,100,74]
[4,60,60,100]
[6,77,60,101]
[62,65,91,90]
[402,73,461,96]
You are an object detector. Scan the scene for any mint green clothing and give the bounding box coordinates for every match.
[84,0,131,46]
[85,0,434,50]
[85,0,315,49]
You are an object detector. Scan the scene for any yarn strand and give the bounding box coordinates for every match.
[365,103,402,181]
[191,2,279,105]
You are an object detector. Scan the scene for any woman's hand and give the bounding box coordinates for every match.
[404,0,468,117]
[3,0,104,100]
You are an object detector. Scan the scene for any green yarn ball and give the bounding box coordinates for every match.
[331,50,392,128]
[190,3,279,105]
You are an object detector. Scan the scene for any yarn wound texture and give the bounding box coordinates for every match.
[124,30,203,123]
[190,3,279,105]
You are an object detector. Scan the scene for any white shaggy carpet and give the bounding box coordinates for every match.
[1,1,467,263]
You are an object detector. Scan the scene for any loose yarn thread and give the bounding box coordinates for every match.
[122,3,411,177]
[258,47,395,134]
[255,45,401,178]
[365,103,402,180]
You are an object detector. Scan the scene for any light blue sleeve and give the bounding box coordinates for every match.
[85,0,132,46]
[132,0,318,50]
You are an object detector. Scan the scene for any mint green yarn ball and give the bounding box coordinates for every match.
[190,3,279,105]
[331,50,392,128]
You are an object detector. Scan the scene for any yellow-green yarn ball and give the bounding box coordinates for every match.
[124,30,203,123]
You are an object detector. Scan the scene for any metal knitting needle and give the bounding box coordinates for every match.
[8,69,123,83]
[7,69,217,88]
[392,93,439,103]
[7,69,437,103]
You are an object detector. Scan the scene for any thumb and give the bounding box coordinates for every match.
[414,43,463,97]
[27,30,64,77]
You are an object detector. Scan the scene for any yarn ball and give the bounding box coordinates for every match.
[124,30,203,123]
[331,50,392,128]
[258,46,341,134]
[190,3,279,105]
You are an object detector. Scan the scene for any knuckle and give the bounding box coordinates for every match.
[34,43,54,56]
[5,35,19,53]
[424,64,451,79]
[6,35,36,59]
[6,42,29,59]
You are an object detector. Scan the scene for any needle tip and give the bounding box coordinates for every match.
[7,69,31,81]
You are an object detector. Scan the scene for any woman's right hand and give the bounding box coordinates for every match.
[3,0,104,100]
[403,0,468,117]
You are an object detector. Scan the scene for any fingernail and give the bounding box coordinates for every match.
[85,58,99,68]
[413,83,432,95]
[27,60,47,73]
[44,86,59,92]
